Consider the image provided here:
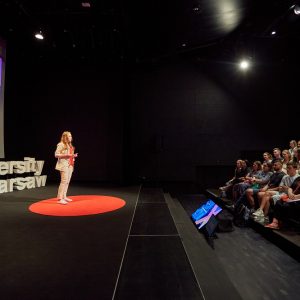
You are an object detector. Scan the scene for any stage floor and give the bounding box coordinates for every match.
[0,183,203,300]
[1,183,300,300]
[0,183,141,299]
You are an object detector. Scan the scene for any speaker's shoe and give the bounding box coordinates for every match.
[58,199,68,205]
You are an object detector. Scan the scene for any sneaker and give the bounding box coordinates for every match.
[255,216,265,225]
[58,199,68,205]
[64,197,72,202]
[252,208,264,217]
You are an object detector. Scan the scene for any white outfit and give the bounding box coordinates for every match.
[55,142,74,200]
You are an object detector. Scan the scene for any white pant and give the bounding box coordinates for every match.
[57,166,73,199]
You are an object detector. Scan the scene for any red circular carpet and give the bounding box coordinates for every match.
[29,195,126,217]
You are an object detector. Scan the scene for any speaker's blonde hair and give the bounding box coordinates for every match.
[60,131,73,149]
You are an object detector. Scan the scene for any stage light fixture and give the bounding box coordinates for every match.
[81,2,91,8]
[294,4,300,15]
[239,60,250,70]
[35,31,44,40]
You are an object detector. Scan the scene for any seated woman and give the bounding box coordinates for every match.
[288,140,297,158]
[245,162,273,209]
[265,175,300,229]
[282,149,292,174]
[232,161,262,203]
[253,161,299,224]
[293,147,300,164]
[219,159,248,198]
[262,152,273,164]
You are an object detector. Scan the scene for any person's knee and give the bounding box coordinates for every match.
[257,192,264,198]
[246,189,252,195]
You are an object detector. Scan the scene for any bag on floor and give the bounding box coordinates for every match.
[217,210,234,232]
[234,203,250,227]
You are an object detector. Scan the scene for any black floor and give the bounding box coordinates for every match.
[176,193,300,300]
[0,183,139,300]
[113,187,203,299]
[1,183,300,299]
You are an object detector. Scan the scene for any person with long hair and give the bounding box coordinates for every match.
[282,149,292,174]
[289,140,297,157]
[262,152,272,164]
[55,131,78,204]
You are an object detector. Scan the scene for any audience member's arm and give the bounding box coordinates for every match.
[259,184,269,192]
[254,173,271,186]
[287,187,300,200]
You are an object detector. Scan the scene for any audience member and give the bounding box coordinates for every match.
[271,148,283,164]
[253,161,299,223]
[282,149,292,174]
[289,140,297,158]
[219,159,248,197]
[245,162,273,209]
[293,147,300,165]
[265,176,300,229]
[263,152,272,164]
[232,161,262,203]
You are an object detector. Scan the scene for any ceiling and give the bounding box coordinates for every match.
[0,0,300,63]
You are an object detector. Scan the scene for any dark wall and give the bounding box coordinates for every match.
[4,56,124,182]
[128,59,299,182]
[4,53,299,184]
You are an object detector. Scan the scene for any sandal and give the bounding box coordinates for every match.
[265,222,280,230]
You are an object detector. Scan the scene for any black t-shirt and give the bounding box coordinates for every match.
[268,171,285,188]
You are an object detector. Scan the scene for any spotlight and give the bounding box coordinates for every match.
[239,60,250,70]
[271,31,276,35]
[294,4,300,15]
[35,31,44,40]
[81,2,91,8]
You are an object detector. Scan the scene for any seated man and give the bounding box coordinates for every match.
[265,176,300,229]
[253,161,299,223]
[271,148,283,164]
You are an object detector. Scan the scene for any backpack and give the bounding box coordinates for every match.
[217,210,235,232]
[234,203,251,227]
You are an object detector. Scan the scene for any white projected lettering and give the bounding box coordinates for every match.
[0,157,47,193]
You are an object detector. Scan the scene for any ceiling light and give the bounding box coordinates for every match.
[35,31,44,40]
[294,4,300,15]
[239,60,250,70]
[81,2,91,8]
